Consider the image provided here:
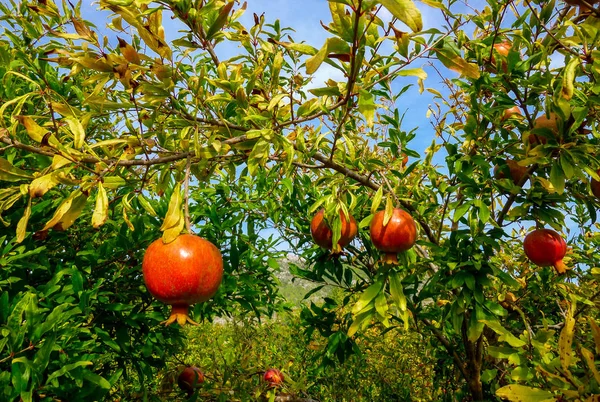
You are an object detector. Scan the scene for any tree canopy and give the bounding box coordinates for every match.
[1,0,600,400]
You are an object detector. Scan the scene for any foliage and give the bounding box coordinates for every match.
[1,0,600,400]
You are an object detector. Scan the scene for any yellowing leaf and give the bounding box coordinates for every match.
[16,197,32,243]
[559,306,575,372]
[383,196,394,227]
[0,158,33,182]
[561,58,580,100]
[581,347,600,384]
[42,191,88,231]
[137,194,157,217]
[380,0,423,33]
[434,49,480,79]
[358,89,376,127]
[52,155,72,170]
[92,183,108,228]
[162,216,184,244]
[160,183,183,232]
[65,117,86,149]
[29,172,61,198]
[16,116,49,143]
[495,384,556,402]
[590,318,600,354]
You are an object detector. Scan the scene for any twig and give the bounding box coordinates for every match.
[183,154,193,234]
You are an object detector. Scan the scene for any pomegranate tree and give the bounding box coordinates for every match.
[523,229,569,274]
[369,208,417,264]
[310,208,358,253]
[142,234,224,325]
[178,366,204,395]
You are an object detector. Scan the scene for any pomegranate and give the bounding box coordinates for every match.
[142,234,224,325]
[490,42,512,72]
[310,208,358,253]
[401,153,409,167]
[178,366,204,394]
[591,172,600,199]
[263,368,284,386]
[369,208,417,264]
[501,106,521,122]
[523,228,569,274]
[528,113,559,145]
[494,159,528,185]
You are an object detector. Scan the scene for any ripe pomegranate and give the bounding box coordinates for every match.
[310,208,358,253]
[523,229,569,274]
[591,171,600,199]
[501,106,522,122]
[263,368,284,386]
[369,208,417,264]
[528,113,559,145]
[494,159,528,185]
[142,234,224,325]
[401,153,409,167]
[178,366,204,395]
[490,42,512,72]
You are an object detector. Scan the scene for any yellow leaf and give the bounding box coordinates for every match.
[434,49,480,79]
[52,155,72,170]
[160,183,182,231]
[383,196,394,227]
[559,304,576,373]
[92,183,108,228]
[16,197,32,243]
[16,116,49,143]
[162,216,184,244]
[590,318,600,354]
[495,384,556,402]
[117,37,141,64]
[380,0,423,33]
[65,117,86,149]
[582,347,600,384]
[29,172,61,198]
[42,191,88,231]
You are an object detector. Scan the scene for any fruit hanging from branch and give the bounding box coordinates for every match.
[369,208,417,265]
[527,113,560,145]
[523,228,569,274]
[591,171,600,199]
[263,368,284,387]
[177,366,204,395]
[310,208,358,254]
[142,234,224,325]
[494,159,529,185]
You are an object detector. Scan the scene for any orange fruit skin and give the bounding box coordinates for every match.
[310,209,358,250]
[142,234,223,306]
[591,172,600,199]
[369,208,417,253]
[494,159,528,185]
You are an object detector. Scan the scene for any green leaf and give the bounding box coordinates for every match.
[352,278,384,314]
[358,89,376,127]
[389,272,407,312]
[481,319,526,348]
[371,187,383,215]
[561,57,580,100]
[379,0,423,32]
[550,163,565,194]
[205,1,234,41]
[0,158,33,181]
[495,385,555,402]
[82,371,111,389]
[46,361,93,384]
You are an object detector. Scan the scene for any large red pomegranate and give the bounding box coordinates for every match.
[523,229,568,274]
[310,208,358,253]
[263,368,284,387]
[178,366,204,395]
[369,208,417,264]
[142,234,223,325]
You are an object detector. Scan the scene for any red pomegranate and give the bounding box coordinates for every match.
[523,229,568,274]
[178,366,204,394]
[369,208,417,264]
[263,368,284,386]
[142,234,224,325]
[310,208,358,253]
[591,172,600,199]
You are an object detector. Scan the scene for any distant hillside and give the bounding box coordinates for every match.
[275,254,332,305]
